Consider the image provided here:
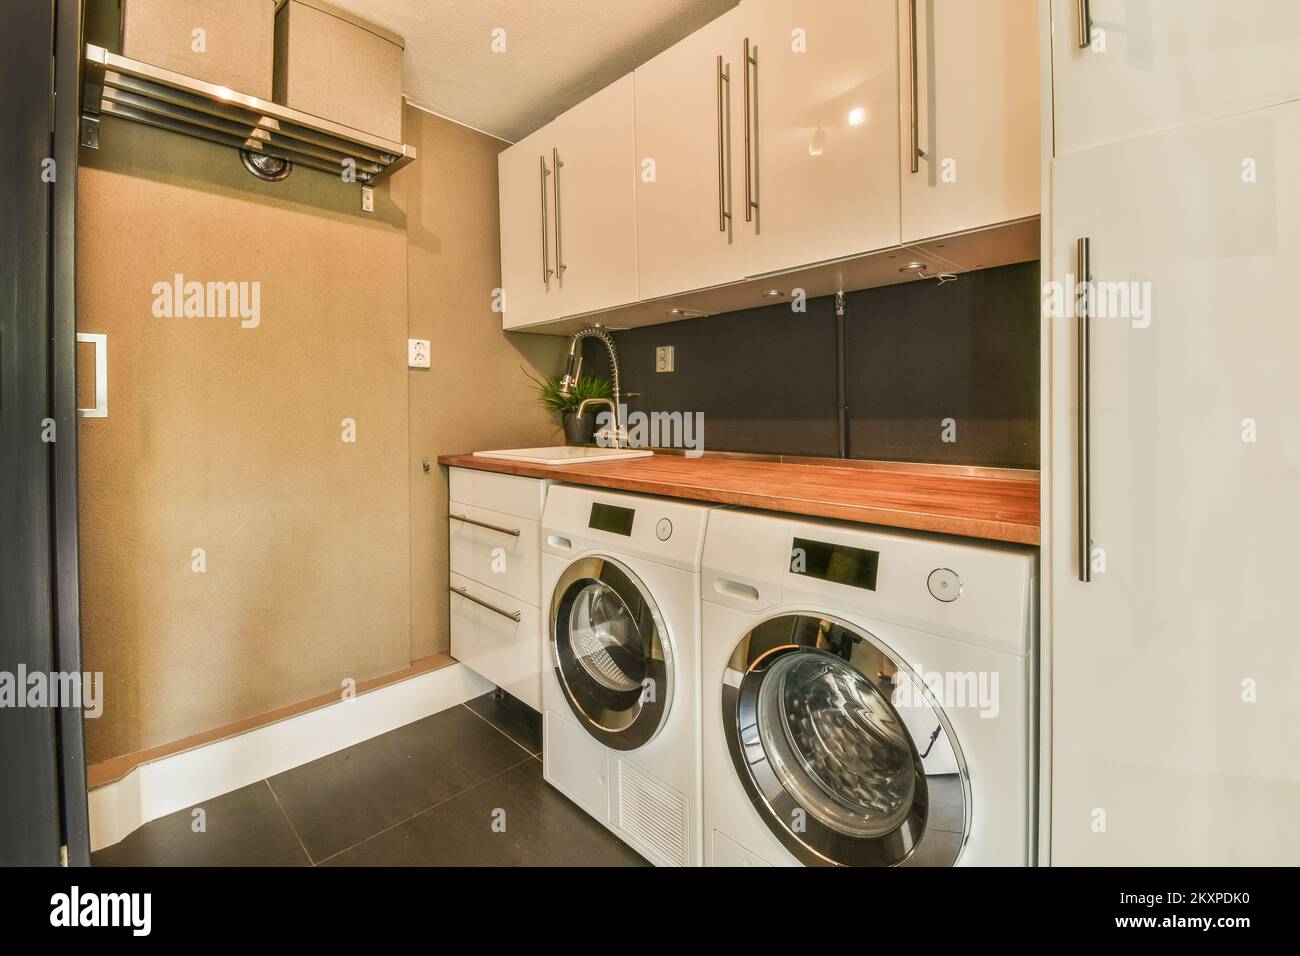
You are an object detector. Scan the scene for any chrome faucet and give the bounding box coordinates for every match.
[559,324,624,449]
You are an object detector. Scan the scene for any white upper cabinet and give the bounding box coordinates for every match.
[739,0,901,278]
[498,124,562,329]
[498,77,638,329]
[634,8,745,301]
[552,74,640,318]
[899,0,1040,244]
[1048,103,1300,863]
[1052,0,1300,156]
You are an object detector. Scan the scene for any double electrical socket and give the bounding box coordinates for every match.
[655,346,675,373]
[408,339,431,368]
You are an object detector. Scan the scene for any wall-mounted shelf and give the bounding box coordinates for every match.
[80,43,415,184]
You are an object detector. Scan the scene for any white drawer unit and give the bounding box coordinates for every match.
[447,467,548,709]
[449,467,546,522]
[449,572,542,711]
[448,503,540,606]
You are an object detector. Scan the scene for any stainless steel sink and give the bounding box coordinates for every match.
[472,446,653,465]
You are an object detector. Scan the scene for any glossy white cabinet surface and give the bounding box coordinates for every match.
[553,74,639,318]
[635,8,745,300]
[498,124,561,329]
[1051,0,1300,156]
[900,0,1039,243]
[449,572,541,711]
[740,0,901,277]
[1049,103,1300,864]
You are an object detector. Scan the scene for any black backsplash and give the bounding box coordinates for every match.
[581,260,1040,469]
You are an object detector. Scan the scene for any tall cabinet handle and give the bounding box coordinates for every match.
[76,332,107,418]
[1076,237,1092,583]
[552,147,566,280]
[539,155,553,289]
[743,38,759,231]
[908,0,922,173]
[716,55,732,233]
[1077,0,1092,49]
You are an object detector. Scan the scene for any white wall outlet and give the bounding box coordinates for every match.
[361,185,375,213]
[408,338,431,368]
[655,346,675,373]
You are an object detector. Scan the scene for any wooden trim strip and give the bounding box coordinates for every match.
[86,653,456,789]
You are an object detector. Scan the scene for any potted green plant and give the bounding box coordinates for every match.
[525,369,613,444]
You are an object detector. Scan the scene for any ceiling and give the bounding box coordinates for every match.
[327,0,738,143]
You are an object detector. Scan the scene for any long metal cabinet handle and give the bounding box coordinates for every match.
[450,513,521,537]
[76,332,107,418]
[743,38,759,230]
[539,155,553,289]
[553,147,566,280]
[451,586,522,623]
[1076,237,1092,583]
[908,0,921,173]
[717,54,731,232]
[1077,0,1092,49]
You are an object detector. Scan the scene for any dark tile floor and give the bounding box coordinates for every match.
[92,691,646,868]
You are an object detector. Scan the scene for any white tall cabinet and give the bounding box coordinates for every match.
[1047,14,1300,863]
[900,0,1039,243]
[739,0,901,277]
[1051,0,1300,155]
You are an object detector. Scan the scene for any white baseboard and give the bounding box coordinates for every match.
[88,662,494,852]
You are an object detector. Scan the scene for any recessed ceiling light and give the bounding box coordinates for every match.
[848,107,865,126]
[762,289,784,298]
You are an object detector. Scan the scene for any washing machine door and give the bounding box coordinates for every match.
[721,613,969,867]
[550,556,673,751]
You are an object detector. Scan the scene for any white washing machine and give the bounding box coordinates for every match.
[541,484,713,866]
[702,508,1036,867]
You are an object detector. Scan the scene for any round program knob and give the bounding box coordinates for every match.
[927,568,962,603]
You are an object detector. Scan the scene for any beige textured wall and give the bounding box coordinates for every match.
[399,105,565,661]
[77,106,562,764]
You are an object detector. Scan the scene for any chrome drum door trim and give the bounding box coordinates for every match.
[550,555,673,751]
[721,613,969,867]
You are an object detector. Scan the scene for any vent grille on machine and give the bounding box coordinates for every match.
[614,758,689,867]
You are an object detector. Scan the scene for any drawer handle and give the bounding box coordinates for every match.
[450,514,521,537]
[451,586,522,623]
[715,578,760,601]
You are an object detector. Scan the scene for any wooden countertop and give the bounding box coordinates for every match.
[439,453,1039,545]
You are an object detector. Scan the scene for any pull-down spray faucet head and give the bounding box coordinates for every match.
[558,341,582,398]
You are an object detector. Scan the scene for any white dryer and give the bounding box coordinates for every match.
[701,508,1036,867]
[541,484,713,866]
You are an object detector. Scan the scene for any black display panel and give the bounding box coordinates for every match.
[589,502,635,537]
[790,537,879,591]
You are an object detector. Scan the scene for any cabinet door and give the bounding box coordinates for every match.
[1052,0,1300,156]
[552,74,639,318]
[900,0,1040,244]
[635,8,745,300]
[740,0,900,277]
[498,125,560,329]
[1049,104,1300,864]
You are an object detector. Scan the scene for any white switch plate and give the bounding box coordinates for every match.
[408,338,430,368]
[361,186,375,213]
[655,346,675,373]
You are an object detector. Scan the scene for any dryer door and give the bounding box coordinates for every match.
[550,556,673,751]
[722,614,969,866]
